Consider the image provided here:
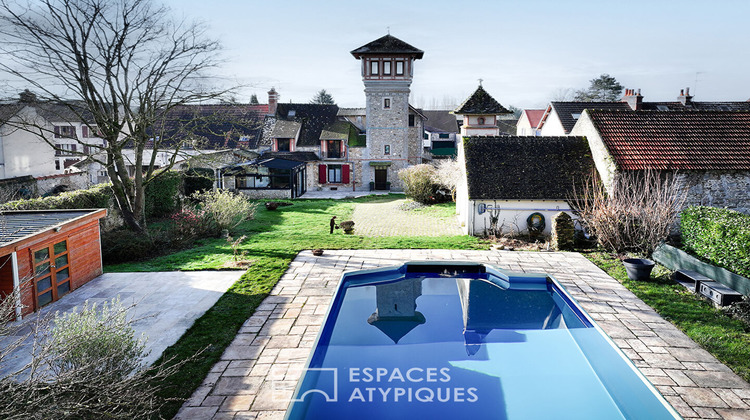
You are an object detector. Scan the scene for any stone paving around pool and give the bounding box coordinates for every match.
[176,250,750,420]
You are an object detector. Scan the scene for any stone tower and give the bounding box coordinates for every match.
[351,35,423,190]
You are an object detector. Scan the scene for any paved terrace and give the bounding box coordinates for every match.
[177,250,750,420]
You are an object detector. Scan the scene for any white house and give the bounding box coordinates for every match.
[516,109,545,136]
[456,135,595,236]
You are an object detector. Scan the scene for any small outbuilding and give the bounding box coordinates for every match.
[456,136,595,236]
[0,209,106,318]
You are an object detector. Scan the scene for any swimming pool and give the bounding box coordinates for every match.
[286,261,680,419]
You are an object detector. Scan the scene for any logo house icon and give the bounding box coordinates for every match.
[289,368,338,403]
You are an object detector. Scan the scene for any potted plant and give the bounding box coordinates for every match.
[622,258,655,281]
[339,220,355,234]
[312,249,324,256]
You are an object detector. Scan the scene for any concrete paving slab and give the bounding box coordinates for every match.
[1,270,240,377]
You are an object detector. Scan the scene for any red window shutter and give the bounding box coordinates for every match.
[342,164,350,184]
[319,164,327,184]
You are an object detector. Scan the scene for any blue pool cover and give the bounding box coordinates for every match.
[286,262,681,420]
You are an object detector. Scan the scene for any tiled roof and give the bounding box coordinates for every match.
[260,151,319,162]
[524,109,546,129]
[463,136,595,200]
[270,120,301,139]
[320,121,359,142]
[454,86,512,115]
[275,103,339,147]
[351,35,424,59]
[639,101,750,112]
[0,104,23,123]
[150,104,265,149]
[587,110,750,170]
[422,110,459,133]
[549,102,632,134]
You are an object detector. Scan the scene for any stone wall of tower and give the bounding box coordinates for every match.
[363,82,412,190]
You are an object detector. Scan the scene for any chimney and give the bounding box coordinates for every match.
[622,88,643,111]
[678,87,693,106]
[267,87,279,115]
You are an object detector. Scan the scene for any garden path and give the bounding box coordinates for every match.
[351,198,463,236]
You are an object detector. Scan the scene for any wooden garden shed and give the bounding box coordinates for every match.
[0,209,106,319]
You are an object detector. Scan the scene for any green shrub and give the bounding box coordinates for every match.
[0,182,112,211]
[101,228,170,264]
[145,171,182,219]
[398,164,440,204]
[681,206,750,278]
[49,297,147,378]
[194,189,256,232]
[183,168,214,197]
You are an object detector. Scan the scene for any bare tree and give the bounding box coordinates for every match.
[571,170,686,256]
[433,158,462,201]
[0,0,228,232]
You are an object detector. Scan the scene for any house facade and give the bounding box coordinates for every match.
[516,109,545,136]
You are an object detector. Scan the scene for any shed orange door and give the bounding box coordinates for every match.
[32,240,72,308]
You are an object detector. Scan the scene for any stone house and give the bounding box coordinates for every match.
[570,110,750,214]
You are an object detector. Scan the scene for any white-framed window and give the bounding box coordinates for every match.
[327,164,342,183]
[383,61,391,75]
[82,125,102,138]
[54,125,76,139]
[384,98,391,109]
[370,61,379,75]
[395,61,404,75]
[56,143,77,156]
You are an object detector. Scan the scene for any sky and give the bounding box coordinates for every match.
[163,0,750,110]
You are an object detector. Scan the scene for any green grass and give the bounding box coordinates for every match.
[407,201,457,218]
[115,197,485,418]
[584,251,750,383]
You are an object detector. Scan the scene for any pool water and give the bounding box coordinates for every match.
[286,262,680,420]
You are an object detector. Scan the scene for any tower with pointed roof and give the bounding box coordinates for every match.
[351,35,424,190]
[453,84,512,137]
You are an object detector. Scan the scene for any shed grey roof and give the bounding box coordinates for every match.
[351,35,424,59]
[320,121,356,141]
[422,110,459,133]
[463,136,595,200]
[0,210,103,247]
[548,102,632,133]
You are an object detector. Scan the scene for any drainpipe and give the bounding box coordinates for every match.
[11,251,21,321]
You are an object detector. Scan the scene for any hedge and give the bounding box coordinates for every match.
[681,206,750,278]
[2,171,183,221]
[0,182,113,211]
[145,171,182,219]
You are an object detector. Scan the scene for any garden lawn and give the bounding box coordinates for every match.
[107,197,486,419]
[585,251,750,384]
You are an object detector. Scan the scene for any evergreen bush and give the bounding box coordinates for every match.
[681,206,750,278]
[145,171,182,219]
[0,182,112,211]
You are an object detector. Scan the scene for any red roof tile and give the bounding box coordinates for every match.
[524,109,546,129]
[588,111,750,170]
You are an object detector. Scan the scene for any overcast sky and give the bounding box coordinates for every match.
[165,0,750,110]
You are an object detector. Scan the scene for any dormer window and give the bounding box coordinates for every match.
[383,61,391,75]
[276,138,292,152]
[571,113,581,120]
[477,117,485,125]
[370,61,379,75]
[395,61,404,75]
